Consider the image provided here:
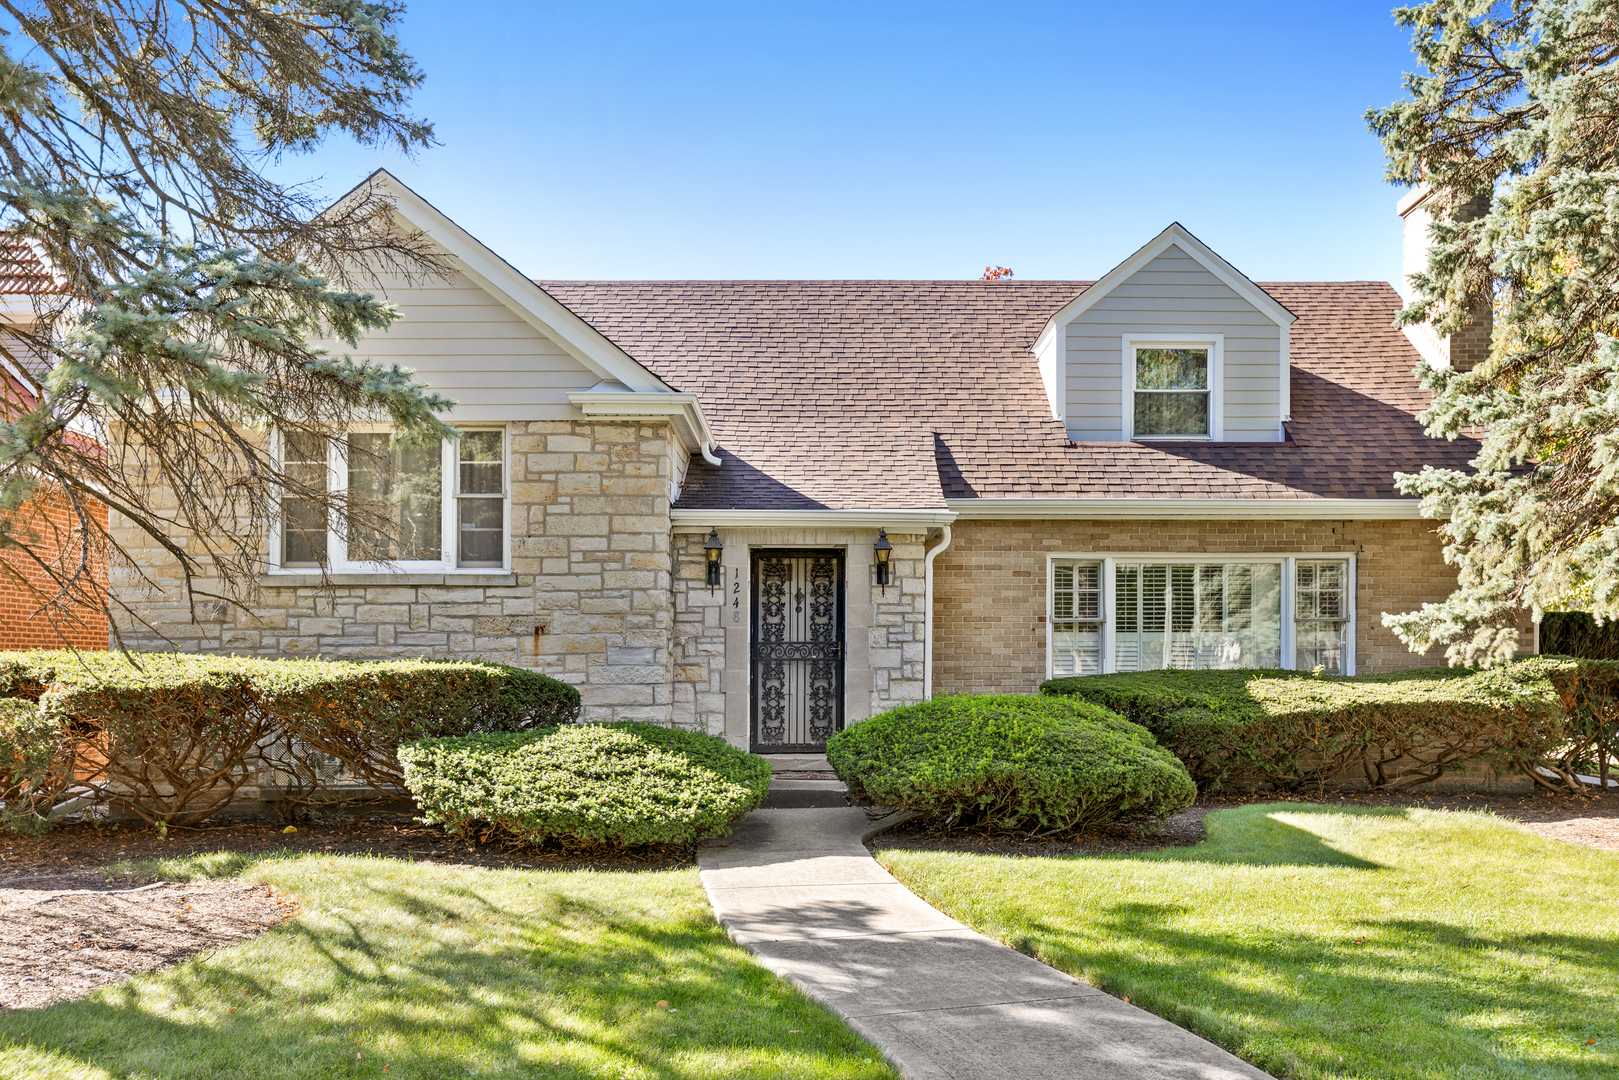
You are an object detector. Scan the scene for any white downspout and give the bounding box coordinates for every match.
[700,441,722,467]
[923,525,953,700]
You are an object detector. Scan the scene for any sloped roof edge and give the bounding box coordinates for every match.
[1036,223,1297,350]
[342,169,675,393]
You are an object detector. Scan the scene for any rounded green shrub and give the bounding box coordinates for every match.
[826,694,1196,833]
[399,722,772,847]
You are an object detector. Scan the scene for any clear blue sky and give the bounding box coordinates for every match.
[288,1,1422,285]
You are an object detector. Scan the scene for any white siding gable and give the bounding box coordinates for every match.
[339,264,599,423]
[1045,225,1293,444]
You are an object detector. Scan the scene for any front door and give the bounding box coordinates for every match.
[751,549,845,752]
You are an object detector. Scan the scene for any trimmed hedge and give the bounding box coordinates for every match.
[0,651,580,827]
[825,695,1196,833]
[0,699,74,835]
[1040,659,1573,791]
[399,723,771,847]
[1530,656,1619,790]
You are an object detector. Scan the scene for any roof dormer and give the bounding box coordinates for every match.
[1033,223,1296,443]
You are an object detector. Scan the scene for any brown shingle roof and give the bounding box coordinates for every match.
[538,279,1477,510]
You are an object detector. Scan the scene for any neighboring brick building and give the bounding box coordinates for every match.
[0,243,107,651]
[107,170,1491,751]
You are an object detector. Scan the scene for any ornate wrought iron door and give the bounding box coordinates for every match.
[751,549,845,752]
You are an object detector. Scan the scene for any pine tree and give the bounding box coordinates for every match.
[0,0,451,642]
[1368,0,1619,664]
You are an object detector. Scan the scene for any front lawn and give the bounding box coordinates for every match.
[0,851,897,1079]
[878,804,1619,1080]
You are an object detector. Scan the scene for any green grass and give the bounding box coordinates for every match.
[877,804,1619,1080]
[0,850,898,1079]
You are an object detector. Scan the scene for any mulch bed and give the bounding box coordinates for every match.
[0,876,292,1010]
[0,811,696,1011]
[867,787,1619,857]
[0,809,697,879]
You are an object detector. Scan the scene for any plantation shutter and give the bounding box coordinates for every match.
[1051,561,1102,675]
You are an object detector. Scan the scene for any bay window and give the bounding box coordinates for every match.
[1049,555,1354,676]
[274,427,508,572]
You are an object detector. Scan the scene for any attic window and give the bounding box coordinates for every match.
[1132,347,1210,438]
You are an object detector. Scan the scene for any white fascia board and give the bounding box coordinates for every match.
[670,508,958,532]
[1396,184,1433,218]
[567,389,715,451]
[946,497,1429,520]
[1037,223,1298,344]
[352,170,672,393]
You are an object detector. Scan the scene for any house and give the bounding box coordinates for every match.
[0,241,108,652]
[110,171,1489,753]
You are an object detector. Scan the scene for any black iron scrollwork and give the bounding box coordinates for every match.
[753,551,844,749]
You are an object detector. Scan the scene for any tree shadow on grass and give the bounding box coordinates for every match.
[0,872,895,1080]
[1008,902,1619,1080]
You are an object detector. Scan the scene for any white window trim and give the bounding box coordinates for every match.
[266,426,511,576]
[1122,333,1224,442]
[1044,552,1357,679]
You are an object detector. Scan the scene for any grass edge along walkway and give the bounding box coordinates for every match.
[877,804,1619,1080]
[0,849,899,1080]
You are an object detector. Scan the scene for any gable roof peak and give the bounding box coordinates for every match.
[1039,222,1297,342]
[323,168,676,395]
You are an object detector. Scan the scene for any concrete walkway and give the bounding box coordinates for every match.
[699,807,1273,1080]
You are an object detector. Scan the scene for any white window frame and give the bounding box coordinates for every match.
[1122,333,1223,441]
[1044,552,1356,679]
[267,425,510,575]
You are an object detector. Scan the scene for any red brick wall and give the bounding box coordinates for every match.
[932,517,1470,695]
[0,494,109,650]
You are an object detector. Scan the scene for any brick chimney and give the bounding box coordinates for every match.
[1397,186,1493,371]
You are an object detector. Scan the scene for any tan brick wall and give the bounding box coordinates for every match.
[933,518,1465,695]
[110,420,679,724]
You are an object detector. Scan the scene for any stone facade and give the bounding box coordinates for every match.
[110,419,681,724]
[931,517,1478,695]
[668,527,930,749]
[868,532,928,714]
[671,532,726,735]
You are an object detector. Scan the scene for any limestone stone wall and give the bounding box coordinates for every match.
[931,517,1479,695]
[668,527,932,750]
[109,419,681,724]
[868,532,928,715]
[671,532,726,735]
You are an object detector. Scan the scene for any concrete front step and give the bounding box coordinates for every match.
[761,778,849,809]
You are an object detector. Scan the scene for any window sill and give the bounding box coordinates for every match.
[259,571,519,588]
[1132,435,1213,442]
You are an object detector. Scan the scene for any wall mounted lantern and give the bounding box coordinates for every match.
[874,529,893,593]
[704,528,723,592]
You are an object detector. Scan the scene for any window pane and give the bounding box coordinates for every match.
[1295,560,1349,673]
[1297,560,1347,620]
[458,497,504,567]
[1134,392,1209,437]
[1297,620,1347,674]
[1115,565,1139,633]
[1114,562,1282,671]
[459,430,504,494]
[1135,348,1208,390]
[348,433,442,562]
[1053,623,1101,675]
[1052,563,1073,620]
[281,431,327,567]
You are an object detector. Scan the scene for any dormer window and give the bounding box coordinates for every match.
[1123,334,1223,440]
